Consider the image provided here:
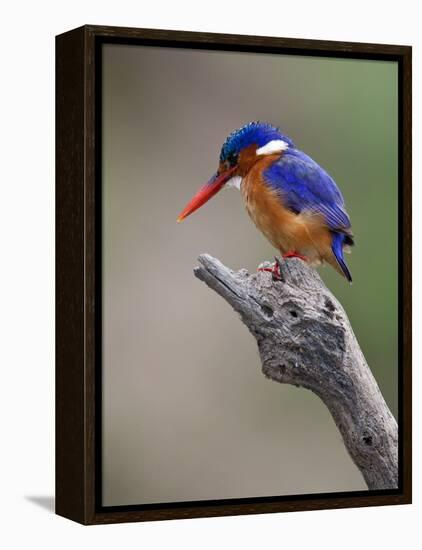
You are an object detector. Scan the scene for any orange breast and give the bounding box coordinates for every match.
[241,155,333,265]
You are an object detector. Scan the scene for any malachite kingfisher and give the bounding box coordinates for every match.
[177,122,354,282]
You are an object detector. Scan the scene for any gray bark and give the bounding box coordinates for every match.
[194,253,398,490]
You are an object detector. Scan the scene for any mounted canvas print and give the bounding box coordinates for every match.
[56,26,411,524]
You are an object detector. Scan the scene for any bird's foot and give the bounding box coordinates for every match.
[282,250,309,262]
[258,253,308,281]
[257,257,284,281]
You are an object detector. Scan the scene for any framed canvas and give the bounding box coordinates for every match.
[56,25,412,525]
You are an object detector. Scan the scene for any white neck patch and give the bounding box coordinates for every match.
[225,175,242,191]
[256,139,289,156]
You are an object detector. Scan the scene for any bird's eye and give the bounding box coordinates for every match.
[227,154,237,167]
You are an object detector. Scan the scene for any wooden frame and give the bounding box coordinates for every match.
[56,24,412,525]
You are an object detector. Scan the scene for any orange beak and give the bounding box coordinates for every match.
[177,166,237,222]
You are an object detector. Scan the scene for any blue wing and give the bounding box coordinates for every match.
[264,149,352,235]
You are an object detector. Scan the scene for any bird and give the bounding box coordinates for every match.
[177,122,354,282]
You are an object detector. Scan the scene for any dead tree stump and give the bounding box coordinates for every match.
[194,253,398,490]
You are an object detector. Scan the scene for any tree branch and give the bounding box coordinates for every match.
[194,253,398,490]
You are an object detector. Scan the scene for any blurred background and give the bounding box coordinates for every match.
[102,44,398,506]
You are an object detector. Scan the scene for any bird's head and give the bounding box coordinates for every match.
[177,122,294,222]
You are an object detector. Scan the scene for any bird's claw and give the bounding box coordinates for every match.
[257,257,284,282]
[273,256,284,281]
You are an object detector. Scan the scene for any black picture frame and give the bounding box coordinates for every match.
[56,24,412,525]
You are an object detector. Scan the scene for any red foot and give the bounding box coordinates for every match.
[258,253,307,282]
[282,251,309,262]
[258,258,283,281]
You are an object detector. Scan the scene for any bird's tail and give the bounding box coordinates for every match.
[331,233,353,283]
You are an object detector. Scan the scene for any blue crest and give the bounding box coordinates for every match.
[219,122,294,164]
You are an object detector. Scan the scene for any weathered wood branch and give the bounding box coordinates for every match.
[194,254,398,490]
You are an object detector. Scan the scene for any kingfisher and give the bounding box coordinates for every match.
[177,122,354,282]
